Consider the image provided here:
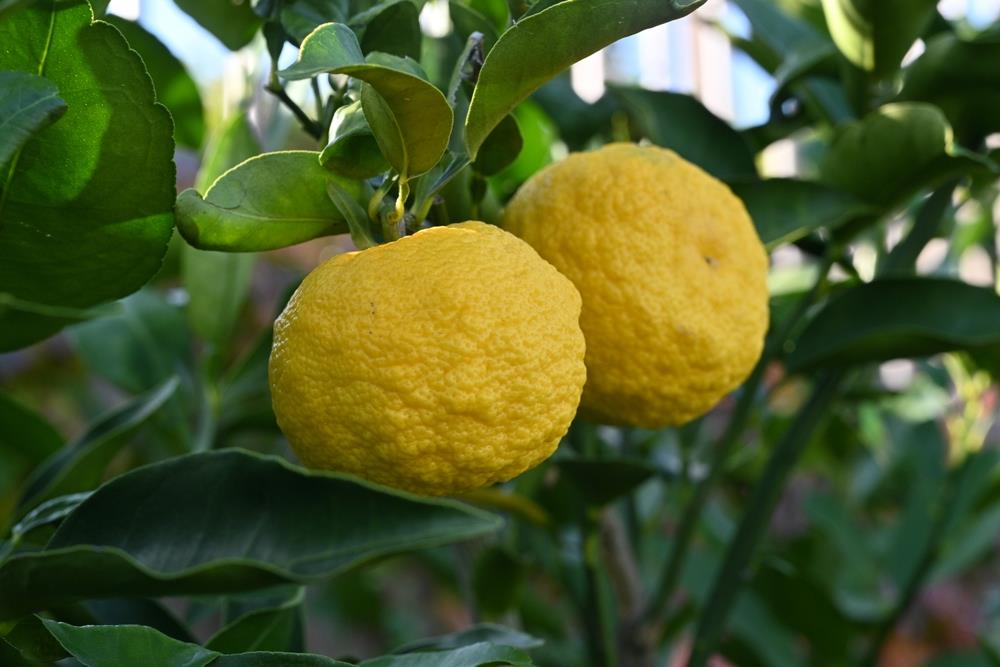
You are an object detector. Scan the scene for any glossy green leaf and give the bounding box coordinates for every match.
[731,179,876,247]
[489,100,555,198]
[393,624,543,652]
[820,103,994,206]
[279,0,350,41]
[787,278,1000,371]
[820,0,936,76]
[104,16,205,149]
[207,588,304,653]
[0,1,176,349]
[363,642,534,666]
[43,618,354,667]
[0,71,66,171]
[44,620,219,667]
[281,23,452,177]
[899,30,1000,140]
[472,113,522,176]
[176,151,366,251]
[556,458,658,507]
[320,100,390,179]
[16,377,180,513]
[182,112,261,349]
[610,85,757,181]
[0,449,501,620]
[360,0,422,60]
[464,0,707,157]
[173,0,263,50]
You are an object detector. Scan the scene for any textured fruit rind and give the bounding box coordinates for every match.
[269,221,586,496]
[503,143,769,428]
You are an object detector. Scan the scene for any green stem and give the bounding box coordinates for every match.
[859,454,972,666]
[686,369,845,667]
[640,255,834,630]
[583,520,619,667]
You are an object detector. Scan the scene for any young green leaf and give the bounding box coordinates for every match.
[0,449,501,620]
[731,179,876,248]
[327,181,377,249]
[104,16,205,149]
[0,71,66,171]
[463,0,708,157]
[281,24,452,176]
[0,1,176,349]
[177,151,366,251]
[321,100,391,179]
[787,278,1000,372]
[610,86,758,181]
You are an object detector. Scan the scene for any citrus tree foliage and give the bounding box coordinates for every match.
[2,0,1000,665]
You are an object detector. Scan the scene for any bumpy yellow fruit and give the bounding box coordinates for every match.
[503,144,769,428]
[269,221,586,496]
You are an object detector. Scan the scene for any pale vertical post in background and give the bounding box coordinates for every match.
[691,0,733,121]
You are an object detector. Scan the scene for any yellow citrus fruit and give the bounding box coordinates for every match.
[503,143,769,428]
[269,221,586,496]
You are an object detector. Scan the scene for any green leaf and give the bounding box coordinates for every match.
[71,290,190,396]
[320,100,390,179]
[360,0,422,60]
[44,620,218,667]
[281,23,452,177]
[327,181,376,249]
[0,449,501,620]
[0,393,62,471]
[555,457,657,507]
[449,1,500,51]
[104,16,205,149]
[10,492,91,542]
[393,624,543,652]
[176,151,366,251]
[3,615,68,662]
[0,1,176,348]
[0,71,66,172]
[472,113,522,176]
[610,85,757,181]
[731,179,876,247]
[464,0,707,157]
[16,377,180,513]
[207,588,304,653]
[820,0,937,76]
[362,642,534,666]
[820,102,995,206]
[787,278,1000,371]
[172,0,263,50]
[213,654,352,666]
[899,30,1000,141]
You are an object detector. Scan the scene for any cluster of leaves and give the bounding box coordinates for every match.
[2,0,1000,665]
